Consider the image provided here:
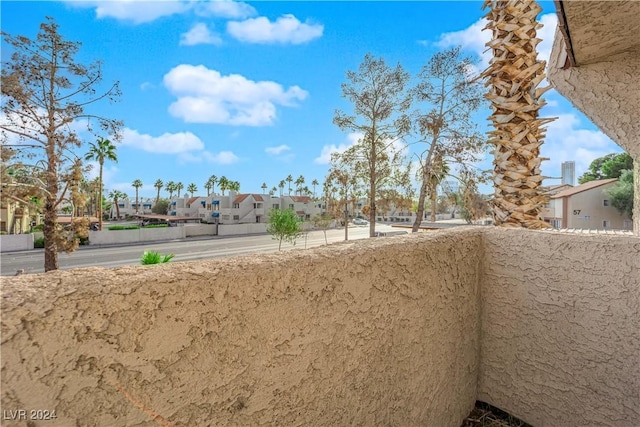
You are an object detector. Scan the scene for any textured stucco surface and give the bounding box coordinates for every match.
[548,32,640,162]
[562,1,640,65]
[1,229,482,427]
[479,228,640,426]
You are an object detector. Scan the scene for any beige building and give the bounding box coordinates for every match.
[544,178,632,230]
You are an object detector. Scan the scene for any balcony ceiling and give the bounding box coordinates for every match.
[561,1,640,65]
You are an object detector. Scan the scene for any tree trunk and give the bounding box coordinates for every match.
[412,178,428,232]
[634,159,639,236]
[115,199,120,220]
[44,146,58,272]
[481,0,551,229]
[344,205,349,241]
[430,186,437,223]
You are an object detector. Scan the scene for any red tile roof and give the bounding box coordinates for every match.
[233,194,250,204]
[253,194,264,202]
[550,178,617,199]
[291,196,312,203]
[187,197,199,206]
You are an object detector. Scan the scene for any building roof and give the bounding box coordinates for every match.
[187,197,199,206]
[233,194,250,204]
[290,196,312,203]
[253,195,264,202]
[550,178,618,199]
[541,183,573,196]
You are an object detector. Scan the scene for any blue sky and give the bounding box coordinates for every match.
[1,1,623,199]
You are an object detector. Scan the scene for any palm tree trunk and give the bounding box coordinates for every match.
[430,186,437,222]
[481,0,552,229]
[98,161,103,230]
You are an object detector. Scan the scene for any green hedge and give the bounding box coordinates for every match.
[108,225,140,230]
[143,224,169,228]
[34,236,45,248]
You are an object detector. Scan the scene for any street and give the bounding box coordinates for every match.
[0,224,399,276]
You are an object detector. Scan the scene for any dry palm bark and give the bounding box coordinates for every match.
[481,0,554,228]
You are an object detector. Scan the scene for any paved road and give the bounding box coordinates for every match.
[1,225,399,276]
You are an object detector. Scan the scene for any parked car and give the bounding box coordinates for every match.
[352,218,369,225]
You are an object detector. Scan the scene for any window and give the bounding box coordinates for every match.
[289,204,294,210]
[603,199,610,207]
[221,215,230,220]
[233,215,240,220]
[603,220,610,228]
[233,203,240,209]
[272,204,279,210]
[253,203,263,208]
[583,215,591,220]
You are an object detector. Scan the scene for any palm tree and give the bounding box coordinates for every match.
[208,174,218,195]
[109,190,127,220]
[204,179,213,197]
[286,174,293,195]
[187,183,197,197]
[295,175,305,195]
[165,181,176,199]
[218,176,230,195]
[84,137,117,230]
[176,182,184,198]
[311,179,319,198]
[270,186,277,196]
[229,180,240,192]
[261,182,268,193]
[131,179,143,214]
[480,0,551,229]
[153,179,163,205]
[278,180,286,196]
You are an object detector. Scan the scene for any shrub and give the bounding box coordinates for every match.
[34,237,45,248]
[143,224,169,228]
[140,251,175,265]
[108,225,140,230]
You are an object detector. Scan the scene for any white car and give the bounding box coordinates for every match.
[352,218,369,225]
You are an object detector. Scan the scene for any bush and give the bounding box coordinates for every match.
[32,224,44,232]
[140,251,174,265]
[34,237,45,248]
[152,199,170,215]
[143,223,169,228]
[108,225,140,230]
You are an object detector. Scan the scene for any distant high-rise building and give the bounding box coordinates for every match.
[561,161,575,186]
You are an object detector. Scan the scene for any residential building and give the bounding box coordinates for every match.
[109,198,154,219]
[0,201,37,234]
[543,178,632,230]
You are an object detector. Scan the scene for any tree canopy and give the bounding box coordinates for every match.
[578,153,633,184]
[606,169,634,218]
[267,208,303,250]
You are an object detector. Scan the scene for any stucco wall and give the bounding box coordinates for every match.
[184,224,217,237]
[479,228,640,426]
[0,234,34,252]
[88,227,186,245]
[548,29,640,162]
[1,229,483,427]
[217,223,267,236]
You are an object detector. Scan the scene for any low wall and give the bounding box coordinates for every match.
[184,224,217,237]
[218,223,267,236]
[479,228,640,426]
[89,227,185,245]
[0,229,483,426]
[0,234,34,252]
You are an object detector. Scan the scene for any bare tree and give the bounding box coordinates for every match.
[333,54,412,237]
[1,17,122,271]
[326,158,359,241]
[411,47,486,232]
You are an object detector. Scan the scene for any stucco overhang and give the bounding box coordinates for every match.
[555,0,640,67]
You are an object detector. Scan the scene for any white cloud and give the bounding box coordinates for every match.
[178,150,240,165]
[69,0,190,24]
[435,13,558,73]
[120,128,204,154]
[180,23,223,46]
[265,144,291,155]
[227,14,323,45]
[541,114,622,181]
[163,64,308,126]
[314,132,361,164]
[194,0,256,19]
[68,0,255,24]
